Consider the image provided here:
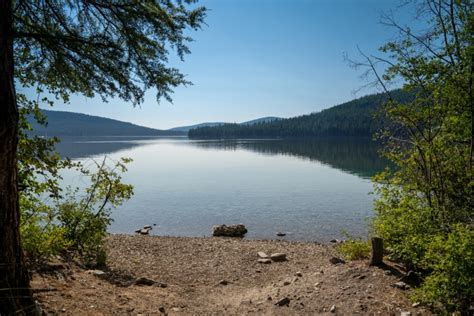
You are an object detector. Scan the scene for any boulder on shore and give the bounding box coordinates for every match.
[270,253,287,262]
[212,224,248,237]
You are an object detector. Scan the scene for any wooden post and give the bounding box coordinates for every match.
[370,237,384,266]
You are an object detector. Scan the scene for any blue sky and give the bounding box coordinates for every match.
[32,0,414,129]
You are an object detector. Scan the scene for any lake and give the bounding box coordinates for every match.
[56,137,386,242]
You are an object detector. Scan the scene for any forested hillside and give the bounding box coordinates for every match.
[29,110,185,136]
[188,90,411,139]
[168,116,282,132]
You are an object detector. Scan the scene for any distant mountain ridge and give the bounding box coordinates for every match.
[168,116,282,132]
[188,90,413,139]
[30,110,186,137]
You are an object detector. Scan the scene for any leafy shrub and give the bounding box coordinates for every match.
[20,197,70,262]
[337,239,371,260]
[18,102,133,266]
[411,225,473,313]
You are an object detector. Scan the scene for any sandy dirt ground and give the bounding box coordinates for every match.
[32,235,431,315]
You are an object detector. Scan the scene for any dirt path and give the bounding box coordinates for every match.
[32,235,430,315]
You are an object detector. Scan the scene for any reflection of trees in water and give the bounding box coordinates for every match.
[54,136,153,159]
[56,136,389,179]
[191,138,389,179]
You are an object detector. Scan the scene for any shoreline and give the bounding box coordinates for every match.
[32,235,431,315]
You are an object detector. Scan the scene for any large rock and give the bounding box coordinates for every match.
[270,253,287,262]
[212,224,248,237]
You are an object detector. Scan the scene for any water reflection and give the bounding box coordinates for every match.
[56,137,387,179]
[189,138,387,179]
[54,136,183,159]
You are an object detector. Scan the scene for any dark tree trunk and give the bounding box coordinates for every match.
[369,237,384,266]
[0,0,35,314]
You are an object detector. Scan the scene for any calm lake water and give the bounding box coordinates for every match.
[56,136,387,242]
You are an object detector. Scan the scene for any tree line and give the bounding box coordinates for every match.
[188,90,412,139]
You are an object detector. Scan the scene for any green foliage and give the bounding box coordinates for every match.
[369,1,474,313]
[20,196,70,262]
[337,239,371,261]
[18,101,133,266]
[14,1,206,104]
[411,225,473,313]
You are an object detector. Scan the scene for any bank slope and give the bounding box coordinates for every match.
[30,109,185,136]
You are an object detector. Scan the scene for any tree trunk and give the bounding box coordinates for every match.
[0,0,35,314]
[369,237,384,266]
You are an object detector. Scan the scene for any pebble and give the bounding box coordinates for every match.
[257,258,272,264]
[134,277,156,286]
[295,271,303,277]
[400,312,411,316]
[86,270,105,276]
[159,306,166,313]
[257,252,269,259]
[218,279,229,286]
[275,297,290,306]
[330,305,336,313]
[283,281,291,286]
[392,281,410,290]
[329,257,345,264]
[270,253,287,262]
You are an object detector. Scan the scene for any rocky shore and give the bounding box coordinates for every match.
[32,235,431,315]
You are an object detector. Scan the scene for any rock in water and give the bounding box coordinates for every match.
[139,228,150,235]
[143,225,152,230]
[276,232,286,236]
[212,224,248,237]
[270,253,287,262]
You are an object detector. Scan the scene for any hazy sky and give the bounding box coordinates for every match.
[30,0,414,129]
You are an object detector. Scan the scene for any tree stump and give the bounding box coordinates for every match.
[370,237,384,266]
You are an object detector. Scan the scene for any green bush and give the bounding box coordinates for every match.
[20,197,71,262]
[18,102,134,267]
[411,225,473,313]
[337,239,371,260]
